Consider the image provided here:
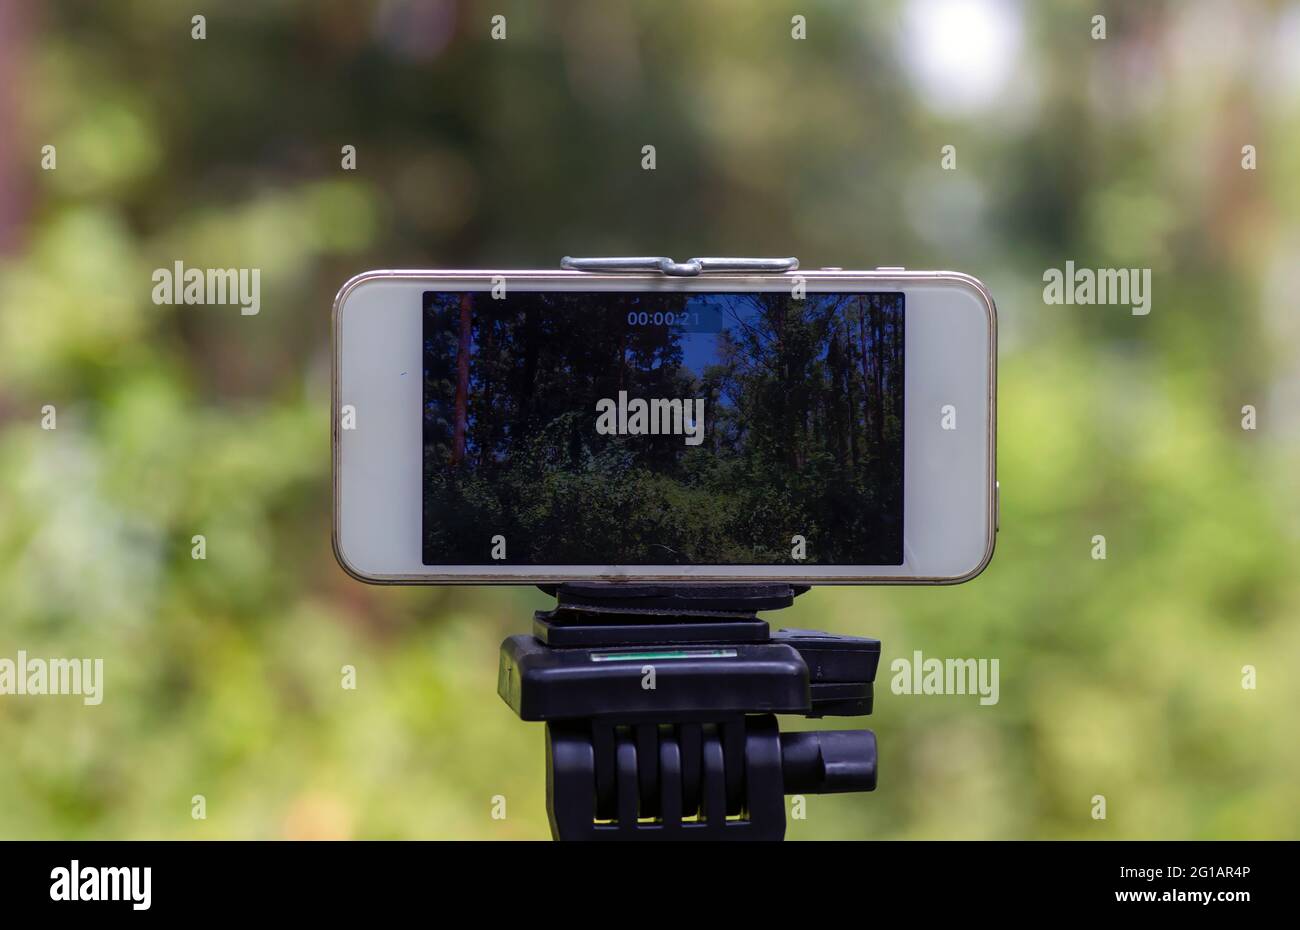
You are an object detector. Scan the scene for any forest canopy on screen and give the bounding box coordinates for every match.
[422,290,904,565]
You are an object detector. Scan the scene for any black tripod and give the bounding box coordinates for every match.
[498,583,881,840]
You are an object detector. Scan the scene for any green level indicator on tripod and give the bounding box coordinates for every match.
[590,649,739,663]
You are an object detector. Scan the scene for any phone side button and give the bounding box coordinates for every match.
[995,481,1000,532]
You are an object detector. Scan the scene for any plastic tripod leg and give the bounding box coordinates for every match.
[546,716,789,840]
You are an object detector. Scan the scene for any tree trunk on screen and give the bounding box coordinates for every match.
[479,312,495,467]
[451,293,472,466]
[872,302,884,449]
[858,301,873,458]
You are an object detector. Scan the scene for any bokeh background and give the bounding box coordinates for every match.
[1,0,1298,839]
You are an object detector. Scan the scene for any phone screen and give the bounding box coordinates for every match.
[422,290,904,566]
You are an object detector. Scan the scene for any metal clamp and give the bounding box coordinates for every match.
[561,256,799,277]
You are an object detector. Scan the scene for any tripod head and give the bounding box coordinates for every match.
[498,583,880,840]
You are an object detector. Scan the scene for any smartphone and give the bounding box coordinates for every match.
[332,268,996,584]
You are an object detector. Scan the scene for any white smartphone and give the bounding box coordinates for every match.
[332,268,996,584]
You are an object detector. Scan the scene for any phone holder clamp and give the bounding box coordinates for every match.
[560,255,800,276]
[498,584,881,840]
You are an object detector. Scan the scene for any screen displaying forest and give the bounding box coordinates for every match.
[422,290,904,565]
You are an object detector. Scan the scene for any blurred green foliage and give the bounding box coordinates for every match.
[0,0,1298,839]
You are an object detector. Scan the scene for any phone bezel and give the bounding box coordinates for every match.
[332,269,997,585]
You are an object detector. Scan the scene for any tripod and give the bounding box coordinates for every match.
[498,583,881,840]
